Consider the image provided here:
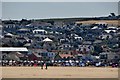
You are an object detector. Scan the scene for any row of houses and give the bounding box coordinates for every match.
[1,18,120,62]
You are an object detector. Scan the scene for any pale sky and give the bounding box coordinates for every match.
[1,0,120,2]
[2,2,118,20]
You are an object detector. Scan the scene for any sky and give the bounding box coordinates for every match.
[0,2,2,19]
[2,2,118,20]
[1,0,120,2]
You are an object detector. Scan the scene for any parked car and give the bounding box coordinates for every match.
[112,63,119,67]
[79,61,86,67]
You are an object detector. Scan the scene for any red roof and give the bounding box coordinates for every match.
[59,54,74,58]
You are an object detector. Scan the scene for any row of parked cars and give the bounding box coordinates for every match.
[56,60,119,67]
[0,60,119,67]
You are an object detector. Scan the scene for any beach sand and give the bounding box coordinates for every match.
[0,67,118,78]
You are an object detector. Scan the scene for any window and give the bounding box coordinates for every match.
[114,56,118,59]
[38,53,41,55]
[100,54,107,59]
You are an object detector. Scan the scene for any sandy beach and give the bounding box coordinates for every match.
[0,67,118,78]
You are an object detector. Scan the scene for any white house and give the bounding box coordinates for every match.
[4,24,16,28]
[43,37,53,42]
[104,30,116,33]
[33,29,47,34]
[107,26,118,30]
[17,28,30,34]
[78,45,94,52]
[74,36,83,41]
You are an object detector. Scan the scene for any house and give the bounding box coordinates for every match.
[60,38,70,43]
[74,36,83,41]
[15,52,26,60]
[58,44,73,50]
[93,40,102,44]
[2,52,8,60]
[34,34,47,39]
[82,41,92,45]
[59,54,75,60]
[28,52,42,60]
[99,34,113,40]
[78,45,94,53]
[28,49,47,60]
[84,34,96,41]
[17,28,30,34]
[54,53,75,61]
[4,33,14,38]
[42,37,56,50]
[107,26,118,30]
[28,48,55,61]
[91,26,99,29]
[28,49,47,54]
[54,21,64,27]
[4,24,16,29]
[40,52,55,60]
[75,54,94,61]
[43,37,53,42]
[104,30,116,33]
[99,52,120,61]
[16,36,27,43]
[33,29,47,35]
[23,43,31,48]
[2,51,25,61]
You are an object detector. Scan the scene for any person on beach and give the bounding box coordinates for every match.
[41,61,48,70]
[41,61,44,69]
[45,61,48,70]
